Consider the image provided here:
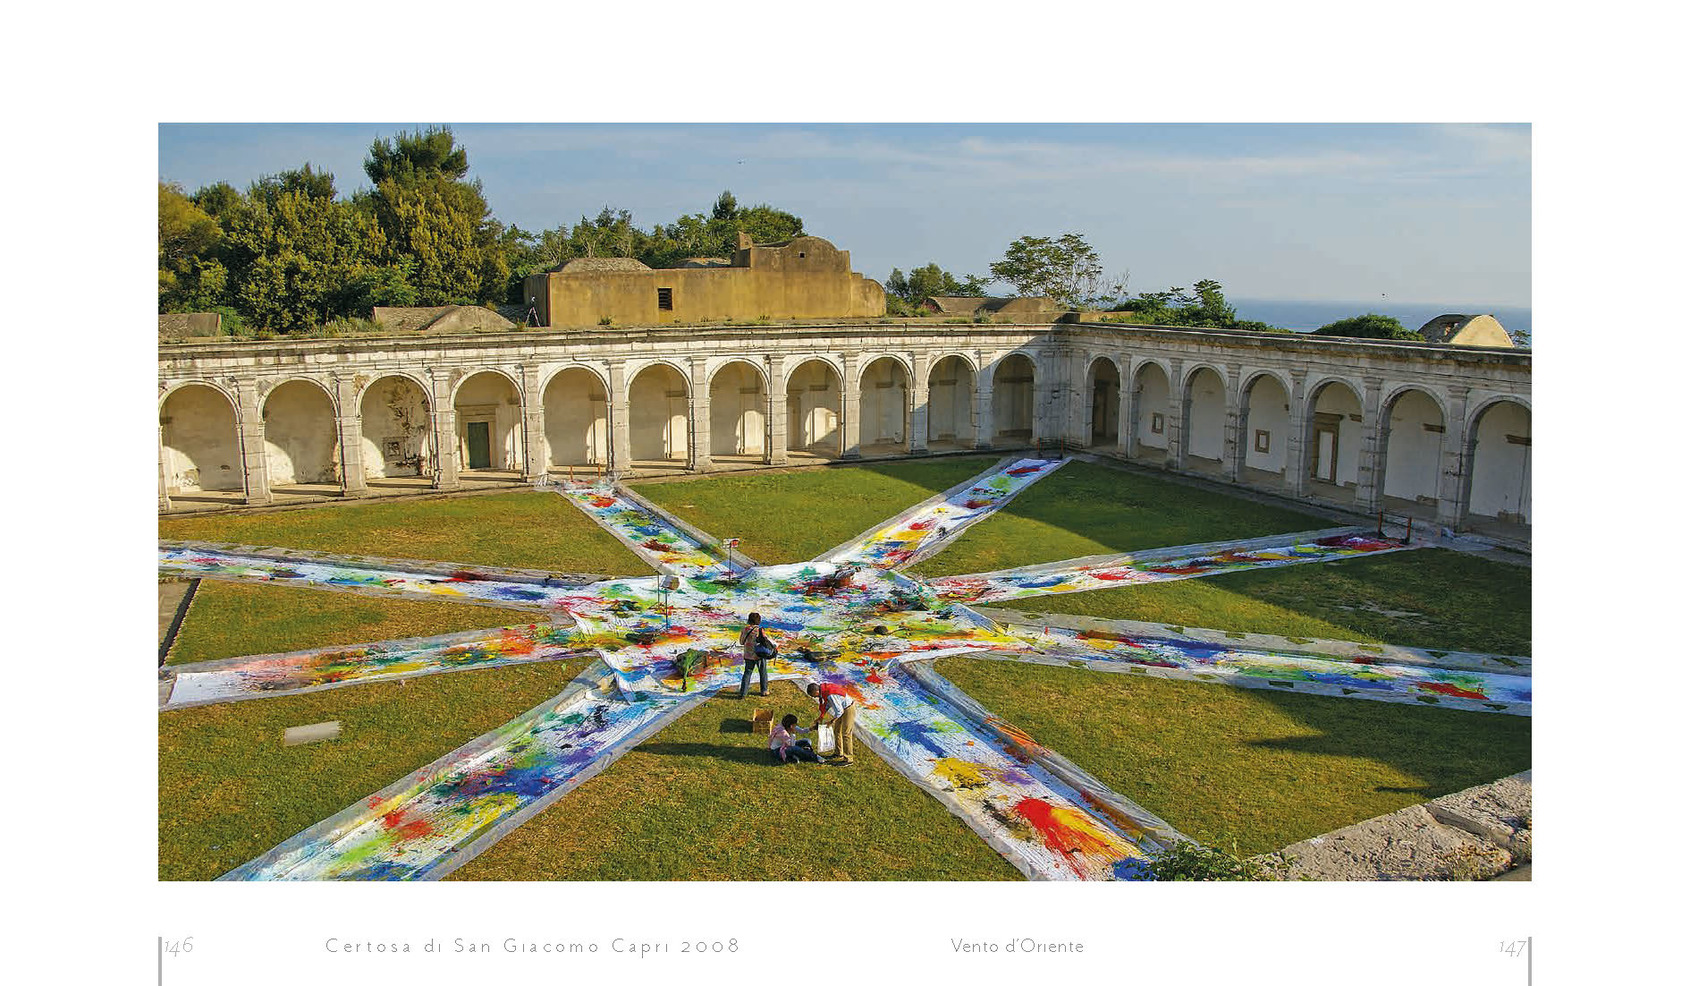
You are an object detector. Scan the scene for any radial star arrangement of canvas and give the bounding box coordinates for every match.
[160,456,1531,881]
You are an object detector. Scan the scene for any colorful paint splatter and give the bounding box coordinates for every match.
[928,529,1410,605]
[166,455,1528,881]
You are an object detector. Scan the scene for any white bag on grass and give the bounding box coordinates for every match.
[814,724,836,756]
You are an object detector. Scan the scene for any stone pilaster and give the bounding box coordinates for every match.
[1115,360,1133,458]
[158,426,172,512]
[519,363,547,483]
[236,378,271,505]
[430,370,459,490]
[1165,357,1185,471]
[973,360,995,449]
[334,375,367,496]
[1221,365,1243,482]
[687,356,710,471]
[1437,385,1472,529]
[608,361,630,476]
[909,352,930,453]
[840,353,862,458]
[1356,375,1386,511]
[1285,370,1310,498]
[766,355,788,466]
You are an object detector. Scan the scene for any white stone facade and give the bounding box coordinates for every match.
[158,321,1530,533]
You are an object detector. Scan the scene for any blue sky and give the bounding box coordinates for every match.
[159,122,1529,309]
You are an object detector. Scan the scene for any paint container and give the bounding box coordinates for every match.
[814,724,836,756]
[751,709,773,736]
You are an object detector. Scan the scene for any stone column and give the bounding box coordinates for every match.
[909,352,930,454]
[158,425,172,512]
[1165,357,1185,471]
[973,358,995,449]
[687,356,710,471]
[234,379,272,505]
[840,353,862,458]
[1221,365,1243,483]
[766,355,788,466]
[1356,375,1385,511]
[430,370,459,490]
[608,361,631,476]
[334,375,368,497]
[520,363,547,483]
[1115,357,1133,459]
[1436,385,1472,530]
[1285,369,1310,498]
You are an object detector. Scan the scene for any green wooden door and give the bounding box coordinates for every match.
[467,421,492,470]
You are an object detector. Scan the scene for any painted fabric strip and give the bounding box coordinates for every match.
[1002,623,1532,714]
[221,662,710,881]
[847,660,1175,881]
[164,624,594,708]
[554,484,741,577]
[821,457,1067,570]
[930,530,1412,605]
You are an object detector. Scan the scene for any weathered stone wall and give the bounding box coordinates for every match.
[157,320,1530,532]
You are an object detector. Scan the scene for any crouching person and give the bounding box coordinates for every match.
[769,714,820,764]
[807,681,858,766]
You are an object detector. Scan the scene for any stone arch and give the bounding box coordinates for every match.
[453,370,525,473]
[1305,378,1364,498]
[926,354,977,450]
[1180,364,1228,475]
[1129,360,1172,463]
[160,383,244,494]
[786,357,843,456]
[542,366,610,469]
[1463,398,1531,529]
[1085,356,1122,448]
[360,375,433,481]
[990,352,1038,445]
[859,355,911,452]
[1238,370,1292,489]
[1378,386,1447,516]
[261,378,339,487]
[628,362,690,463]
[709,359,768,458]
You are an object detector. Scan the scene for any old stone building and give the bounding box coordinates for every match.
[158,317,1530,539]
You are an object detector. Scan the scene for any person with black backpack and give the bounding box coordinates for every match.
[737,612,776,698]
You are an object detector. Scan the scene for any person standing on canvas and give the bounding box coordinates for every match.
[807,680,858,766]
[738,612,774,698]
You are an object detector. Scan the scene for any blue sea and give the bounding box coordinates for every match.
[1232,298,1532,343]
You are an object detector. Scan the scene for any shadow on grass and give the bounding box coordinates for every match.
[640,741,771,766]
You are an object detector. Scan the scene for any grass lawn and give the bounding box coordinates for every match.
[933,657,1531,856]
[1002,548,1531,656]
[907,461,1329,578]
[631,456,1003,564]
[450,679,1018,881]
[166,580,534,665]
[159,491,649,575]
[159,659,594,881]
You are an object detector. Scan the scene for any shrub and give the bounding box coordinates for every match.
[1144,839,1291,881]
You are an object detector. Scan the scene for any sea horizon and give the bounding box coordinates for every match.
[1231,297,1532,341]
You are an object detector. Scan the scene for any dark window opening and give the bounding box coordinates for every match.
[657,287,674,311]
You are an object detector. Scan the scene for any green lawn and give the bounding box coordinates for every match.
[166,581,534,665]
[907,461,1329,578]
[1002,548,1531,656]
[159,491,649,575]
[933,657,1531,856]
[159,659,593,881]
[631,456,1003,564]
[450,679,1017,881]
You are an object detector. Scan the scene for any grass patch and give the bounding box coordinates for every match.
[908,462,1327,577]
[933,658,1530,856]
[632,456,1003,564]
[159,659,592,881]
[450,680,1018,881]
[1007,549,1530,656]
[159,491,649,575]
[167,581,532,665]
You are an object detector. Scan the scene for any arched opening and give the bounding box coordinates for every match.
[709,361,767,462]
[1180,366,1227,476]
[926,355,976,451]
[160,384,244,499]
[859,356,911,455]
[1379,389,1446,520]
[262,380,339,493]
[1085,357,1121,449]
[1306,380,1363,502]
[454,371,524,479]
[1239,373,1291,490]
[1464,400,1531,532]
[1130,362,1171,464]
[991,353,1036,445]
[785,359,842,459]
[628,363,690,466]
[542,367,609,473]
[360,375,433,488]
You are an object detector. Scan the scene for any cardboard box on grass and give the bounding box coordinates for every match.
[751,709,773,735]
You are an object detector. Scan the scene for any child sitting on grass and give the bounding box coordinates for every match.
[768,714,821,764]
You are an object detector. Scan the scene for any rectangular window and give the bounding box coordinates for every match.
[657,287,674,311]
[1150,412,1165,435]
[1254,429,1271,453]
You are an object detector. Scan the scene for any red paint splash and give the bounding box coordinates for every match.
[381,809,434,841]
[1419,681,1487,700]
[1014,798,1125,876]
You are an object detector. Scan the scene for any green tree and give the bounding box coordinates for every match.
[362,127,508,306]
[989,233,1120,307]
[1110,279,1268,330]
[363,126,469,185]
[158,182,226,311]
[886,263,988,305]
[1311,313,1419,340]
